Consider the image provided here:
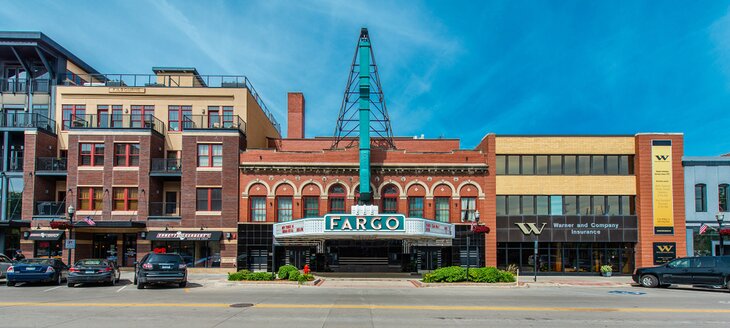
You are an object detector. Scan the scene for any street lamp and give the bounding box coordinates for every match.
[67,205,75,265]
[717,213,725,256]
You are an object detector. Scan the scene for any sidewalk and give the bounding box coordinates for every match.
[519,274,634,287]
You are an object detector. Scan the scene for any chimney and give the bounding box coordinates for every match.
[287,92,305,139]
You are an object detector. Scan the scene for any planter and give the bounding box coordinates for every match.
[601,271,612,277]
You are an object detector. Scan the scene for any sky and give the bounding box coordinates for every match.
[2,0,729,156]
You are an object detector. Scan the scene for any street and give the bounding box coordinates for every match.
[1,273,730,327]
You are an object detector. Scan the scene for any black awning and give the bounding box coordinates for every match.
[27,230,65,241]
[74,221,146,228]
[0,220,31,228]
[146,231,222,241]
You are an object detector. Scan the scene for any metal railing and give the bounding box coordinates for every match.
[0,78,51,93]
[0,112,56,133]
[35,201,66,216]
[68,114,165,135]
[61,73,280,134]
[149,202,181,217]
[8,153,23,171]
[36,157,67,172]
[151,158,181,174]
[182,114,246,134]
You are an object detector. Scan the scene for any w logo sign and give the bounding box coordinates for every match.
[656,245,674,252]
[514,222,546,235]
[655,155,670,161]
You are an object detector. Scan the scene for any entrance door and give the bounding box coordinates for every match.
[417,247,441,271]
[92,234,118,263]
[122,234,137,267]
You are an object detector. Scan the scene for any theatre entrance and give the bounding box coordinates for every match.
[325,240,405,272]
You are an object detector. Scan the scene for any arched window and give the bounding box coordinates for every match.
[328,184,346,214]
[720,184,729,212]
[695,184,707,212]
[381,184,399,214]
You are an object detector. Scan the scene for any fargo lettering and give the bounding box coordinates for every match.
[325,215,405,232]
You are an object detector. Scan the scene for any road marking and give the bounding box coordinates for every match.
[42,286,62,292]
[0,302,729,313]
[184,288,190,293]
[116,286,127,292]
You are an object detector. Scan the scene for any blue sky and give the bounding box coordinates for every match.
[2,0,729,155]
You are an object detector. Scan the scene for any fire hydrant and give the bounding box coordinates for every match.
[303,264,310,275]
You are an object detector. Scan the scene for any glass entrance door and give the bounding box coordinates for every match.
[92,234,118,263]
[122,234,137,267]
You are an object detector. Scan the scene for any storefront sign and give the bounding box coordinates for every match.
[653,242,677,265]
[277,220,307,236]
[651,140,675,235]
[497,216,638,242]
[425,221,453,235]
[324,214,405,232]
[109,87,145,93]
[146,231,222,241]
[27,230,65,241]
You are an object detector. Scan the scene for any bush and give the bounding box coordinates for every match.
[422,266,467,283]
[227,270,274,281]
[298,273,315,283]
[278,265,298,280]
[288,270,301,281]
[422,266,515,283]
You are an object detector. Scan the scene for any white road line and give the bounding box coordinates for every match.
[43,286,63,292]
[116,286,127,292]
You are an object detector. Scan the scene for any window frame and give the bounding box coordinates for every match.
[112,187,138,211]
[460,197,477,222]
[77,187,103,211]
[168,105,192,131]
[276,196,293,222]
[113,143,140,167]
[328,185,346,214]
[79,143,104,166]
[62,104,86,130]
[250,196,267,222]
[196,188,222,211]
[695,183,707,212]
[434,197,450,222]
[303,196,319,218]
[719,184,729,212]
[408,196,424,218]
[197,144,223,167]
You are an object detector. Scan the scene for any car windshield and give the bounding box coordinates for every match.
[147,254,182,264]
[20,259,52,265]
[76,259,107,266]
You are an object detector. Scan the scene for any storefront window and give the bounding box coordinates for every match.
[498,242,635,274]
[7,177,23,220]
[563,196,577,215]
[35,240,62,258]
[151,241,221,267]
[592,196,605,215]
[578,196,591,215]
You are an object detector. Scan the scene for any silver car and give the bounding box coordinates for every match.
[0,254,14,279]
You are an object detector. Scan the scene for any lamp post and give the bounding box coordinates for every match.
[717,213,725,256]
[67,205,75,265]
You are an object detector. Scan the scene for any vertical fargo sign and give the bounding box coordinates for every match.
[651,140,674,235]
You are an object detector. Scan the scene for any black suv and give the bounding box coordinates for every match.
[633,256,730,290]
[134,253,188,289]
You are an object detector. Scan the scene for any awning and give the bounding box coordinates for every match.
[146,231,222,241]
[28,230,65,241]
[273,216,456,240]
[0,220,31,228]
[74,221,146,228]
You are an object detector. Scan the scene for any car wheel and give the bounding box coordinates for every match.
[6,281,15,287]
[54,274,62,286]
[137,282,145,290]
[640,274,659,288]
[179,281,187,288]
[67,282,75,288]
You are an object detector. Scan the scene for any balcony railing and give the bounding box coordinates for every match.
[181,115,245,134]
[0,112,56,133]
[8,152,23,171]
[0,78,51,93]
[149,202,181,218]
[36,157,67,172]
[68,114,165,135]
[151,158,181,174]
[35,201,66,216]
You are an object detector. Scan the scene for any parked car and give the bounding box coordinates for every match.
[6,258,68,286]
[0,254,14,279]
[134,253,187,289]
[633,256,730,290]
[67,259,121,287]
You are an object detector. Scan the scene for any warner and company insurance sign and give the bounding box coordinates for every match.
[496,216,638,242]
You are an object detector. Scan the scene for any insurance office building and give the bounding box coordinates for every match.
[238,92,688,274]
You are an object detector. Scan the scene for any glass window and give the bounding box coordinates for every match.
[563,156,577,175]
[496,196,506,215]
[496,156,506,175]
[435,197,450,222]
[197,188,222,211]
[250,197,266,221]
[563,196,577,215]
[549,156,562,175]
[168,105,192,131]
[592,196,606,215]
[695,184,707,212]
[277,197,293,222]
[112,188,138,211]
[550,196,563,215]
[607,196,620,215]
[507,155,520,175]
[521,196,535,215]
[79,143,104,166]
[409,197,424,218]
[78,187,103,210]
[114,143,140,167]
[591,156,605,175]
[606,156,619,175]
[521,156,534,175]
[303,196,319,218]
[536,196,549,215]
[719,184,729,212]
[381,185,398,214]
[667,258,692,269]
[62,104,86,130]
[577,156,590,175]
[507,196,520,215]
[197,144,223,167]
[696,257,716,268]
[535,156,548,175]
[620,155,634,175]
[460,197,476,221]
[578,196,591,215]
[328,184,346,214]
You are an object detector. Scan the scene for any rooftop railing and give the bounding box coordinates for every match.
[62,73,280,134]
[67,114,166,135]
[0,78,51,93]
[151,158,181,174]
[36,157,67,173]
[182,115,246,134]
[0,112,56,133]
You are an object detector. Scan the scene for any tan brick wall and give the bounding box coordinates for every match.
[495,136,635,154]
[496,176,637,195]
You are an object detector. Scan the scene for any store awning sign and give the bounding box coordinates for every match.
[146,231,222,241]
[28,230,65,241]
[324,214,405,232]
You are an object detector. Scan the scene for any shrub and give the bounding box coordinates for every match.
[277,265,298,280]
[299,273,315,283]
[228,270,251,281]
[248,272,275,281]
[288,271,301,281]
[600,265,613,273]
[227,270,274,281]
[422,266,515,283]
[422,266,467,283]
[468,267,501,283]
[505,264,519,275]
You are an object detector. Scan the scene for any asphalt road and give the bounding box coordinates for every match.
[1,273,730,328]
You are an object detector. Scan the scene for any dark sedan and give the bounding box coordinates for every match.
[6,258,68,286]
[633,256,730,290]
[134,253,187,289]
[67,259,121,287]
